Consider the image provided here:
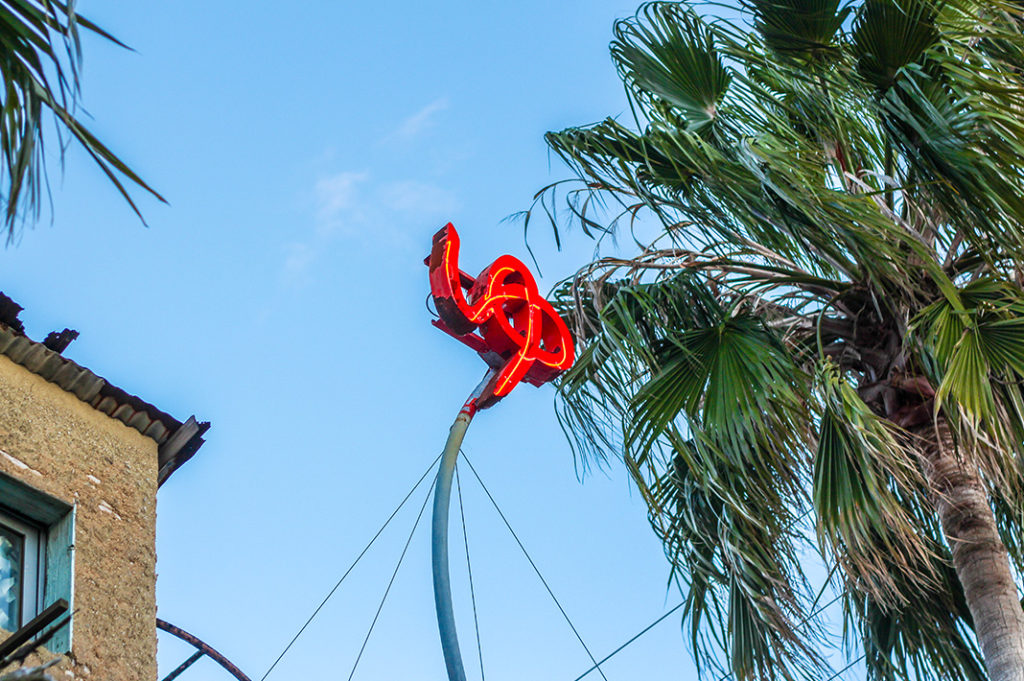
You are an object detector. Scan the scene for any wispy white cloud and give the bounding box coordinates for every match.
[314,171,369,236]
[281,169,460,286]
[379,180,459,218]
[282,242,317,286]
[386,97,449,143]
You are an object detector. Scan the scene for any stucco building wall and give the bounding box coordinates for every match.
[0,353,158,681]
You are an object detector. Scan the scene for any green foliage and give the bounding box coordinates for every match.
[746,0,850,58]
[613,4,731,132]
[0,0,162,242]
[539,0,1024,678]
[813,361,934,608]
[847,560,987,681]
[852,0,940,89]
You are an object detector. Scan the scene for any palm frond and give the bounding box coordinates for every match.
[0,0,163,242]
[652,442,822,681]
[813,361,935,606]
[612,3,732,133]
[851,0,940,91]
[847,558,987,681]
[745,0,850,58]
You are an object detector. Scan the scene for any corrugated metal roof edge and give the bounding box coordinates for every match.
[0,322,207,487]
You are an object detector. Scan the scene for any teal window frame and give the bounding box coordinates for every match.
[0,471,74,653]
[0,508,42,632]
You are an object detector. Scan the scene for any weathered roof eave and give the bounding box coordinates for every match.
[0,322,208,487]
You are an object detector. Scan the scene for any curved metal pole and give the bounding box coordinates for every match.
[432,370,495,681]
[156,618,251,681]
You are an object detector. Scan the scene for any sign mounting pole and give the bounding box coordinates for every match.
[431,368,495,681]
[426,224,575,681]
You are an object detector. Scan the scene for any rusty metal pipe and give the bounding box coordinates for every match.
[156,619,250,681]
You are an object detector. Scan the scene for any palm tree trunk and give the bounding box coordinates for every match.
[919,423,1024,681]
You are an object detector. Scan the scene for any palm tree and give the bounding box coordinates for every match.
[540,1,1024,679]
[0,1,160,242]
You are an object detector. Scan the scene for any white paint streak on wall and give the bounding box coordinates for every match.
[1,449,42,476]
[97,501,122,521]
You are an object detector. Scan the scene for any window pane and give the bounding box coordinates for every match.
[0,525,23,631]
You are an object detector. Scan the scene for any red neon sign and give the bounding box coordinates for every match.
[428,223,574,409]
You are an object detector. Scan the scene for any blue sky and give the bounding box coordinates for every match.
[0,2,717,679]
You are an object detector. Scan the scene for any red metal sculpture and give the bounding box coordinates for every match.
[428,223,574,409]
